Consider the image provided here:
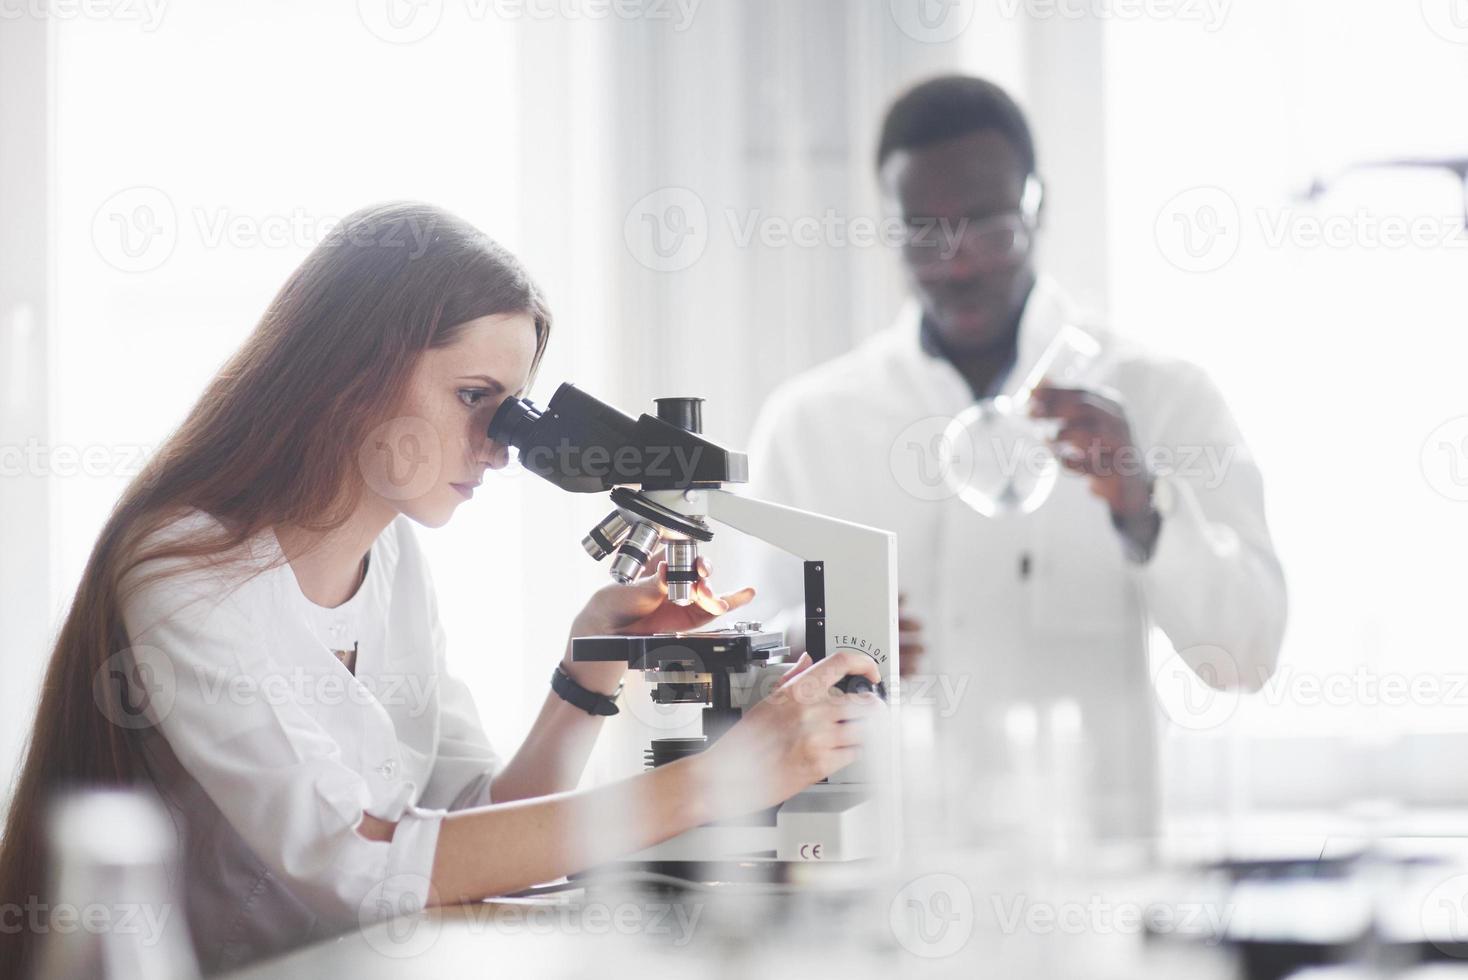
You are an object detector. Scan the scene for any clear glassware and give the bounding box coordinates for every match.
[941,323,1104,518]
[34,790,200,980]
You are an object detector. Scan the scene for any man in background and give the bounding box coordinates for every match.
[731,75,1286,837]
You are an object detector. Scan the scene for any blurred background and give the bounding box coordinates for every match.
[4,0,1468,903]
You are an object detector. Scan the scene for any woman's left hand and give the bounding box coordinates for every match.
[561,555,756,695]
[572,555,755,638]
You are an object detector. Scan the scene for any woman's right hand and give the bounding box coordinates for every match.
[698,650,886,814]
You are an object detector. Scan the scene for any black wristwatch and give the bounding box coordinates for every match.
[551,664,622,716]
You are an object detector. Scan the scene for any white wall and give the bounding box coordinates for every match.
[0,14,54,790]
[1104,0,1468,741]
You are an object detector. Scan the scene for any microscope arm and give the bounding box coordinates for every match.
[645,488,899,684]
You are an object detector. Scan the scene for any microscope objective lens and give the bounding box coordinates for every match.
[666,539,699,606]
[610,522,662,584]
[582,510,632,561]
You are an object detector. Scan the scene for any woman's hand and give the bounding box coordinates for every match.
[698,650,885,814]
[562,554,756,695]
[572,554,755,637]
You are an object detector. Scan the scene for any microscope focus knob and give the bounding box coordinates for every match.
[834,675,888,701]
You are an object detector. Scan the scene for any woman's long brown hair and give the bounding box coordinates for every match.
[0,201,550,977]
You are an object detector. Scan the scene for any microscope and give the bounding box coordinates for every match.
[488,383,899,879]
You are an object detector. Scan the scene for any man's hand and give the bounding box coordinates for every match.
[1029,384,1160,556]
[897,592,926,678]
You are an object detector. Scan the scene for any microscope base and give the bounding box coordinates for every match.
[607,784,882,871]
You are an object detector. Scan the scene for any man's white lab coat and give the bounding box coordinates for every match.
[727,277,1286,837]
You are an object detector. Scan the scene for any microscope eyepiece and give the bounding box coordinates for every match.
[485,383,746,492]
[486,395,541,451]
[654,397,704,434]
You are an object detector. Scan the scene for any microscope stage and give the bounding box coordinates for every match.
[571,629,789,670]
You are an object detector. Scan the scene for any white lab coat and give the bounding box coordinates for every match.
[118,509,503,972]
[726,277,1286,837]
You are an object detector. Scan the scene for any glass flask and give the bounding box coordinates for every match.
[941,323,1104,518]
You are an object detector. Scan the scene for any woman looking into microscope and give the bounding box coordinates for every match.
[0,201,884,977]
